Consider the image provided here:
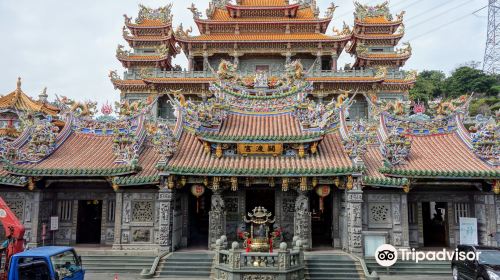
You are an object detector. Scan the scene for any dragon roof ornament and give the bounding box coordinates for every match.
[150,119,178,165]
[343,119,369,166]
[354,1,392,21]
[470,116,499,166]
[135,4,173,24]
[381,124,411,167]
[17,119,58,163]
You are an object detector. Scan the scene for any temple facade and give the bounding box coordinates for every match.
[0,0,498,260]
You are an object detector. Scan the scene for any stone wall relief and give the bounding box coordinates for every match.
[123,200,131,224]
[131,201,154,223]
[132,228,151,242]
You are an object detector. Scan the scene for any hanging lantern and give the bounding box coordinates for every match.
[493,180,500,195]
[315,185,331,213]
[191,185,205,213]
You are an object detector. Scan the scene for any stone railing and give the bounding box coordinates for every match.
[212,237,305,280]
[123,69,409,81]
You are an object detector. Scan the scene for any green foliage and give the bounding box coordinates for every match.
[409,70,445,102]
[410,66,499,115]
[443,67,498,97]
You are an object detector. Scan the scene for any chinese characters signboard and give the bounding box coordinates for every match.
[237,143,283,156]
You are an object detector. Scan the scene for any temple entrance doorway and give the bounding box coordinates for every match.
[76,200,102,244]
[245,189,275,215]
[422,202,449,247]
[188,191,210,248]
[311,191,333,248]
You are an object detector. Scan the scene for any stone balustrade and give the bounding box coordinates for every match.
[212,237,305,280]
[122,69,408,81]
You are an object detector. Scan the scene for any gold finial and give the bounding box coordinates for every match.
[16,77,22,90]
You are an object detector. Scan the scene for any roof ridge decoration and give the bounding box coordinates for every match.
[295,90,349,131]
[324,3,338,18]
[342,119,369,167]
[112,115,145,165]
[208,60,313,113]
[206,0,232,18]
[16,119,58,163]
[56,96,97,118]
[150,119,179,165]
[381,123,412,167]
[354,1,399,22]
[135,4,173,24]
[377,95,472,136]
[470,116,499,166]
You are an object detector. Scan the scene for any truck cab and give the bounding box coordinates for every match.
[7,246,84,280]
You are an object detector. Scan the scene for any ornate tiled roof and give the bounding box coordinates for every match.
[5,132,140,177]
[0,78,59,116]
[239,0,288,6]
[207,7,317,21]
[113,144,160,186]
[162,131,359,176]
[380,133,499,179]
[363,145,408,187]
[198,113,322,142]
[181,33,349,42]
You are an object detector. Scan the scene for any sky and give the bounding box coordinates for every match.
[0,0,489,107]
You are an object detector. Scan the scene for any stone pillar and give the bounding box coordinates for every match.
[285,52,292,65]
[209,189,226,249]
[158,188,175,252]
[475,194,496,246]
[293,190,311,249]
[188,55,194,71]
[346,178,363,256]
[331,54,338,72]
[401,193,410,247]
[27,191,42,248]
[112,190,123,249]
[233,55,239,67]
[203,53,209,72]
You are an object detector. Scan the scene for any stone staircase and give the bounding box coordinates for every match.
[305,252,366,280]
[76,249,157,274]
[365,258,451,276]
[154,251,214,279]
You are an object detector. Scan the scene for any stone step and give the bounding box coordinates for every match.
[365,258,451,276]
[305,253,364,280]
[153,252,214,279]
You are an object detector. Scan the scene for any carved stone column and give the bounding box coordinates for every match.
[293,190,311,249]
[188,54,194,71]
[203,52,209,72]
[209,189,226,249]
[27,190,42,248]
[346,178,363,255]
[158,188,175,252]
[112,190,123,249]
[331,54,338,72]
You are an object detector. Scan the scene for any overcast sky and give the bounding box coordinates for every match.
[0,0,488,106]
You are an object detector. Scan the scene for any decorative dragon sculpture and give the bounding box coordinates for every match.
[57,96,97,118]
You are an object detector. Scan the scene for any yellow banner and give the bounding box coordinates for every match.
[237,143,283,156]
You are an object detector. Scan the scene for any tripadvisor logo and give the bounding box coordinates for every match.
[374,244,481,267]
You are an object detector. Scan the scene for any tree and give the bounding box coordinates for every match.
[443,67,497,97]
[409,70,445,102]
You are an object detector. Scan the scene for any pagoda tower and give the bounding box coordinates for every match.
[111,4,179,108]
[347,1,411,69]
[176,0,351,74]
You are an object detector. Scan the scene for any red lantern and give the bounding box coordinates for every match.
[191,185,205,213]
[315,185,331,213]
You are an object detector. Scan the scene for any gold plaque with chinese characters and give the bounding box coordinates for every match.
[237,143,283,156]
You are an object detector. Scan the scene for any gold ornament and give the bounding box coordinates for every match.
[282,178,289,192]
[300,177,308,191]
[346,176,353,190]
[231,177,238,191]
[493,180,500,195]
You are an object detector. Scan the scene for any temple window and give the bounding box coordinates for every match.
[58,200,73,222]
[454,203,470,224]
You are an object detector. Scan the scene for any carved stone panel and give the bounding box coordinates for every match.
[132,228,151,242]
[368,203,392,227]
[131,201,154,222]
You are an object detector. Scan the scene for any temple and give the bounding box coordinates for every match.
[0,1,499,279]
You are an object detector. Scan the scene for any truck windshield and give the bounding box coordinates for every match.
[50,250,82,279]
[478,250,500,265]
